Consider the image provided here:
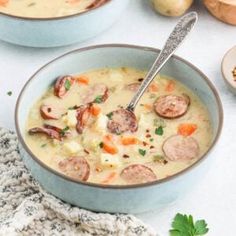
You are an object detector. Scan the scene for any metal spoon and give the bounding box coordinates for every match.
[107,12,198,134]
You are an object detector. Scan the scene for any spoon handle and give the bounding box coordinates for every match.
[127,12,198,111]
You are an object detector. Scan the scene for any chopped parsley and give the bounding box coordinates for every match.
[106,112,113,119]
[60,126,69,136]
[64,79,71,91]
[138,149,146,156]
[93,95,103,104]
[153,118,166,127]
[155,126,164,136]
[170,213,209,236]
[153,155,166,163]
[7,91,12,96]
[150,138,154,142]
[40,143,47,148]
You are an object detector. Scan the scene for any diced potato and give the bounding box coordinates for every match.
[93,114,108,134]
[62,110,77,127]
[101,153,121,168]
[109,71,124,82]
[63,141,82,154]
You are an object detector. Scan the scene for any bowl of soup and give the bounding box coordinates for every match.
[15,44,223,213]
[0,0,128,47]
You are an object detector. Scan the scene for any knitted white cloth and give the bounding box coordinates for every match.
[0,127,157,236]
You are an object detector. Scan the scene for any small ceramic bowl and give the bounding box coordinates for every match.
[0,0,129,47]
[15,44,223,213]
[222,46,236,94]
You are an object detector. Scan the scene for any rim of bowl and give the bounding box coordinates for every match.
[0,0,111,21]
[15,44,223,190]
[221,45,236,92]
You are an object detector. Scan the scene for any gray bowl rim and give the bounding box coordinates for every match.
[0,0,112,21]
[15,44,224,190]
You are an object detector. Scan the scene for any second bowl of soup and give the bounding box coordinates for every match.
[0,0,129,47]
[15,44,223,213]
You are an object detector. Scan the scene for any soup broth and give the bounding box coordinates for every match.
[25,67,212,185]
[0,0,108,18]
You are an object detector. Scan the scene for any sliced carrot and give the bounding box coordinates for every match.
[76,75,89,85]
[90,104,101,116]
[121,136,139,145]
[101,172,117,184]
[102,135,118,155]
[0,0,9,7]
[165,80,175,92]
[178,123,197,136]
[149,82,158,92]
[143,104,153,111]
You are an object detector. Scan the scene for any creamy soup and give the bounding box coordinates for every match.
[0,0,108,18]
[25,67,212,185]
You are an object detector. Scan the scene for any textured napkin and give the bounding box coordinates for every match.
[0,127,156,236]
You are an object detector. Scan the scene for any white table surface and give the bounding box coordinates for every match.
[0,0,235,235]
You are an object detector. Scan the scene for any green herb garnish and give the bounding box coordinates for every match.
[150,138,154,142]
[153,118,166,127]
[99,142,104,148]
[65,79,71,91]
[155,126,163,136]
[106,112,113,119]
[149,93,156,99]
[40,143,47,148]
[60,126,70,136]
[138,149,146,156]
[7,91,12,96]
[93,95,103,104]
[170,213,209,236]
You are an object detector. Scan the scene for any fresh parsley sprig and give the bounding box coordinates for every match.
[170,213,209,236]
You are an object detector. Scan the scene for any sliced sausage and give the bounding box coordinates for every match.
[82,83,108,104]
[86,0,108,9]
[58,157,90,181]
[154,94,190,119]
[54,75,75,98]
[125,82,141,92]
[120,164,157,184]
[76,104,92,134]
[28,124,70,141]
[40,105,62,120]
[163,135,200,161]
[107,108,138,134]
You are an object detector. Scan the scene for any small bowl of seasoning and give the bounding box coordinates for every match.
[222,46,236,94]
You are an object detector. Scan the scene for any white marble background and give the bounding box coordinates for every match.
[0,0,235,235]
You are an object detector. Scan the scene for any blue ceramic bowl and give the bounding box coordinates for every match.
[0,1,128,47]
[15,44,223,213]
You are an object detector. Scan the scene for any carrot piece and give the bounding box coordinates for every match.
[101,172,117,184]
[165,80,175,92]
[102,135,118,155]
[178,123,197,136]
[90,104,101,116]
[76,75,89,85]
[143,104,153,111]
[149,82,158,92]
[121,136,139,145]
[0,0,9,7]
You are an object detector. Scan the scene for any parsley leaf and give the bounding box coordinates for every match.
[170,213,209,236]
[138,149,146,156]
[155,126,163,136]
[64,79,71,91]
[40,143,47,148]
[60,126,70,136]
[93,95,103,104]
[106,112,113,119]
[7,91,12,96]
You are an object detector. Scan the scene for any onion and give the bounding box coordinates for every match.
[204,0,236,25]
